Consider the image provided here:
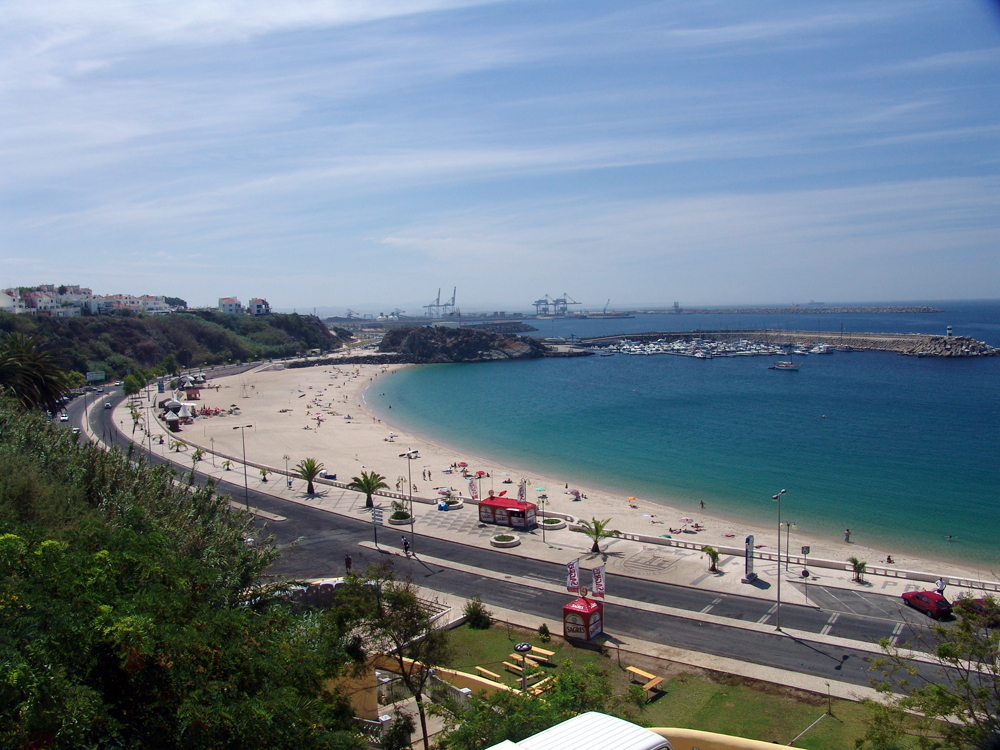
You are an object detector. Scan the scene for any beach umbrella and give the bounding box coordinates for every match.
[458,461,468,467]
[569,489,581,496]
[628,496,636,501]
[476,470,486,476]
[535,487,546,492]
[500,471,510,476]
[680,517,693,523]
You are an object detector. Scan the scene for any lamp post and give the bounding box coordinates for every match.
[209,437,215,467]
[772,489,787,631]
[539,495,546,545]
[400,449,419,552]
[234,424,253,511]
[782,520,797,570]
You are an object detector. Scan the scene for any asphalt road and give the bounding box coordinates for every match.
[69,387,951,692]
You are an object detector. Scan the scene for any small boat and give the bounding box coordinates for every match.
[769,361,800,371]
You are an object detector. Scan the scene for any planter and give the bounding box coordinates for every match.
[540,517,566,530]
[442,499,464,510]
[388,515,413,526]
[490,534,521,548]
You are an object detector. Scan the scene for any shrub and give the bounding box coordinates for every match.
[464,596,492,630]
[538,623,551,643]
[494,534,514,542]
[391,510,411,521]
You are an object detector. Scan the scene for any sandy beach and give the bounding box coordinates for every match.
[159,360,992,583]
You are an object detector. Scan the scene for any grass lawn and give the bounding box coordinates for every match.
[441,623,921,749]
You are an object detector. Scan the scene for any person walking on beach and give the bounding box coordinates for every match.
[844,528,851,543]
[345,554,352,573]
[401,536,410,556]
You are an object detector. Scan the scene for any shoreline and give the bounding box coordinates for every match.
[167,360,994,583]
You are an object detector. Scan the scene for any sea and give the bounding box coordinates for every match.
[365,300,1000,568]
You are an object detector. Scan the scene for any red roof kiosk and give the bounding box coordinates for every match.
[478,494,537,529]
[563,596,604,641]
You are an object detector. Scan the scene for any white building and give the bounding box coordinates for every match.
[219,296,243,314]
[0,291,26,314]
[248,298,271,316]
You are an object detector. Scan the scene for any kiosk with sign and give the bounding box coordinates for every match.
[562,594,604,641]
[479,494,537,529]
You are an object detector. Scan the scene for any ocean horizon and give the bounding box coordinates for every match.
[367,300,1000,569]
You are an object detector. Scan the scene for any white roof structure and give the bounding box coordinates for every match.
[488,713,673,750]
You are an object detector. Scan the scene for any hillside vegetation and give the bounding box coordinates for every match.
[0,311,350,378]
[378,326,547,363]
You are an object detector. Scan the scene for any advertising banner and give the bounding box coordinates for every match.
[745,534,755,580]
[566,559,581,593]
[468,478,478,501]
[591,565,606,598]
[517,481,527,504]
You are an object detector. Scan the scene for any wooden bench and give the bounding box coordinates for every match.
[509,653,539,669]
[528,676,553,695]
[626,666,664,694]
[529,646,555,658]
[503,661,526,674]
[475,666,502,682]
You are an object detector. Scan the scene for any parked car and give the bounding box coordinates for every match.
[955,596,999,626]
[902,590,952,619]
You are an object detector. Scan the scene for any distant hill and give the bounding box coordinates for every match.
[0,310,350,378]
[378,326,547,362]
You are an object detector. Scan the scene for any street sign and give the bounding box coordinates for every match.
[372,508,384,526]
[86,371,105,382]
[801,546,810,556]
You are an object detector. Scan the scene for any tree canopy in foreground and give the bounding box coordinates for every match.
[0,398,363,750]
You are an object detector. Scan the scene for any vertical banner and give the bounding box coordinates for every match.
[468,477,478,501]
[591,565,606,598]
[518,481,527,504]
[744,534,755,580]
[566,559,581,593]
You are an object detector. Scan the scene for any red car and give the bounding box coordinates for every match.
[955,597,999,626]
[902,590,952,619]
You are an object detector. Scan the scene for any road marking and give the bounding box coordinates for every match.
[820,612,840,635]
[757,603,777,624]
[892,622,905,635]
[700,597,723,614]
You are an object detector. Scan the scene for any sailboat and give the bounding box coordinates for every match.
[769,342,799,371]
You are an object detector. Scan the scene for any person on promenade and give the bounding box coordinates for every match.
[345,554,352,573]
[844,528,851,543]
[401,536,410,556]
[935,577,946,595]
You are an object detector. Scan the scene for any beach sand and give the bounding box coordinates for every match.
[168,360,991,582]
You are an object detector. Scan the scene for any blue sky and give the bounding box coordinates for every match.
[2,0,999,313]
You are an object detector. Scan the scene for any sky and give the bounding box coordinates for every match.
[2,0,999,314]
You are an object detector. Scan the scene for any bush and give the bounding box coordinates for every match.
[538,623,551,643]
[391,510,411,521]
[464,596,492,630]
[494,534,514,542]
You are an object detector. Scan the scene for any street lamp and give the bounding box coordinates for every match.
[234,424,254,511]
[782,520,797,570]
[400,449,419,552]
[772,489,787,631]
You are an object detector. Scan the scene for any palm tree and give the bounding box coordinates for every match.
[296,457,324,495]
[348,470,389,508]
[703,545,720,572]
[849,556,867,584]
[0,332,71,412]
[579,517,619,554]
[191,448,204,470]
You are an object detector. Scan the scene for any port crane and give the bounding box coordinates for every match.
[424,287,457,317]
[532,293,581,316]
[345,309,358,319]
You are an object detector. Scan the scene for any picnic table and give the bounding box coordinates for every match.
[625,665,664,694]
[475,666,502,682]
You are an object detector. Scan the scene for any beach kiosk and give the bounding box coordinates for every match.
[478,494,537,529]
[563,596,603,641]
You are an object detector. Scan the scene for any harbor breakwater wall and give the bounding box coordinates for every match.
[579,330,998,357]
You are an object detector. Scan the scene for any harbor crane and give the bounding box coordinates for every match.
[345,309,358,319]
[532,293,582,316]
[424,287,457,317]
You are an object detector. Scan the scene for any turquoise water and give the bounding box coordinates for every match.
[367,306,1000,567]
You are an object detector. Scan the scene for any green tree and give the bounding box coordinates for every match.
[66,370,87,389]
[340,563,450,750]
[0,398,366,750]
[0,332,71,412]
[436,662,627,750]
[297,457,324,494]
[122,373,143,396]
[347,470,389,509]
[577,517,619,554]
[703,545,720,572]
[862,595,999,749]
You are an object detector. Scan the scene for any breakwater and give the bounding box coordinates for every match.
[578,330,997,357]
